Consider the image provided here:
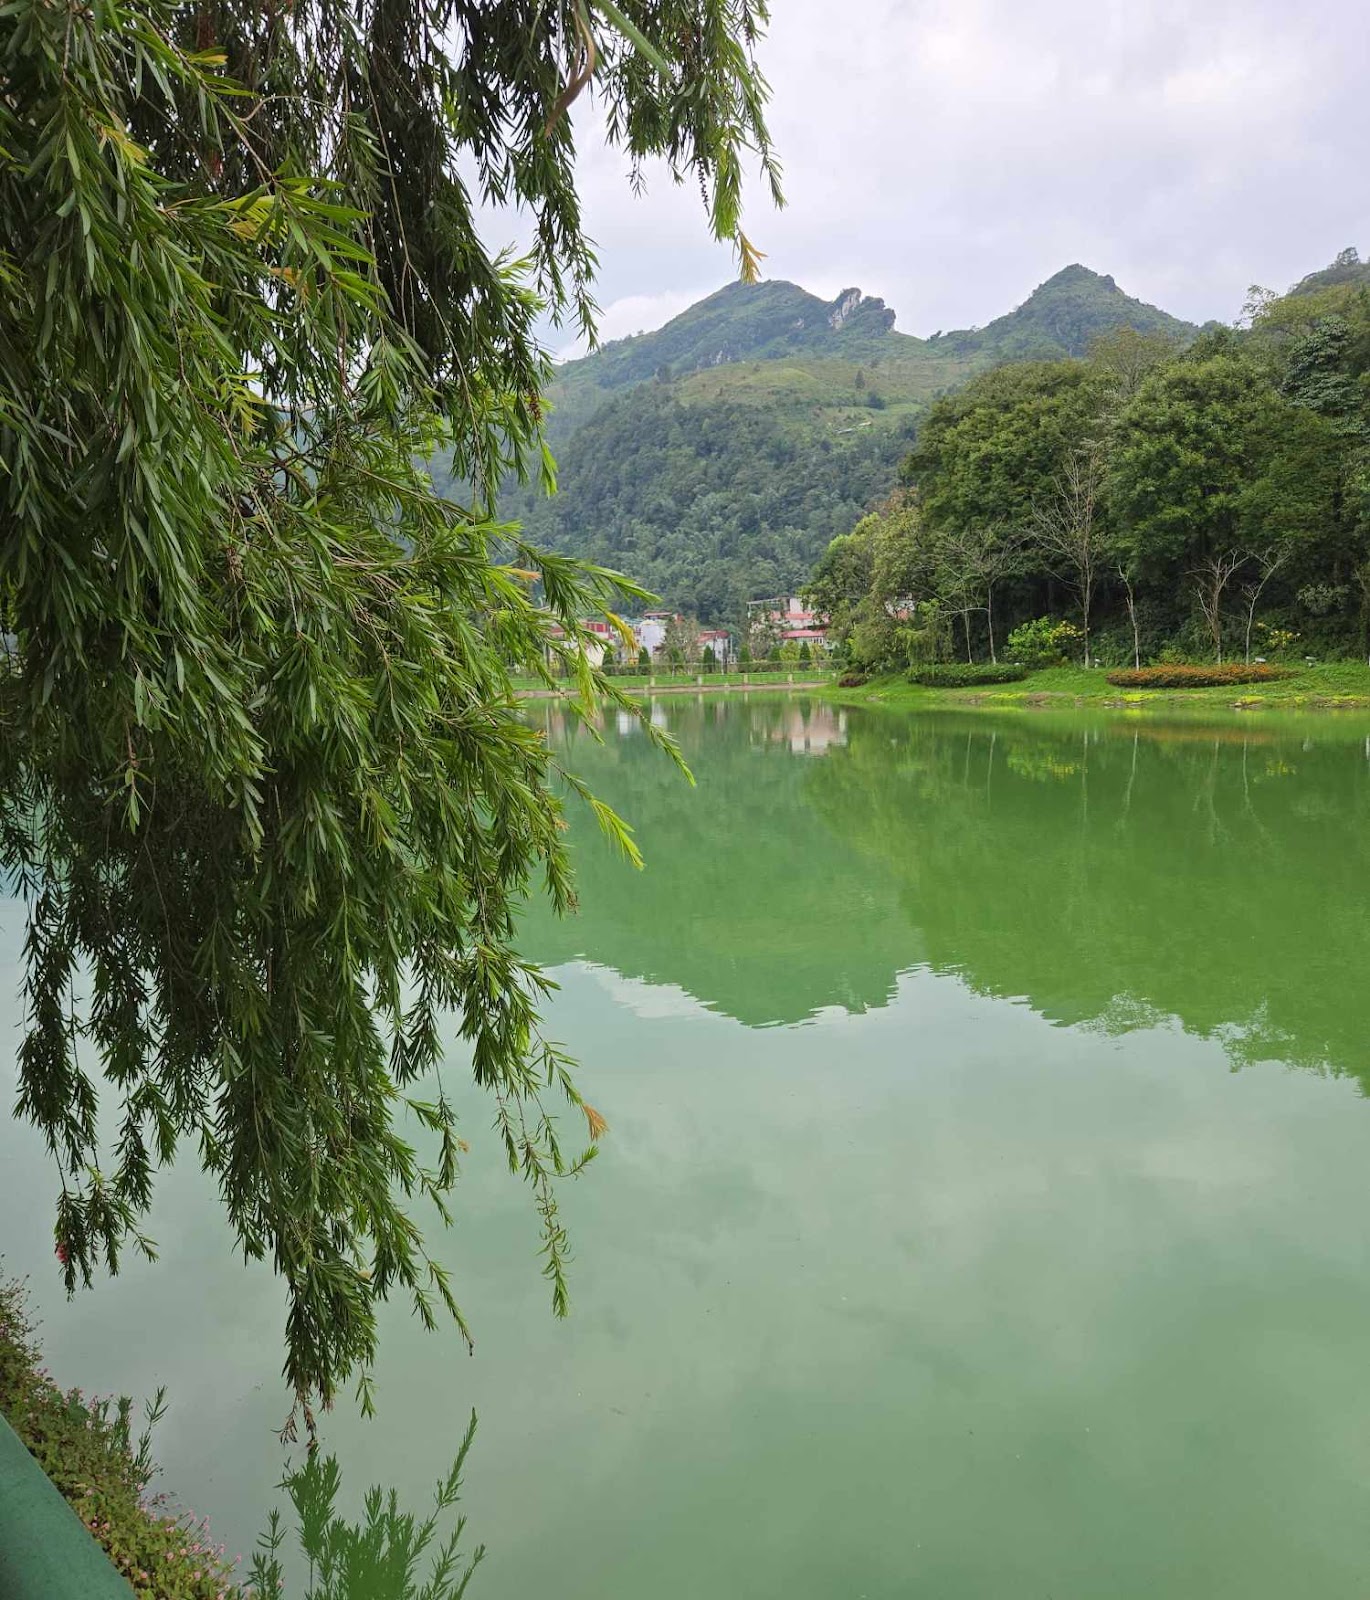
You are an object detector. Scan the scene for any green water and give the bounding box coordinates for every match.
[6,696,1370,1596]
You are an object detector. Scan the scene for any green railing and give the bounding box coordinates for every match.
[0,1412,132,1597]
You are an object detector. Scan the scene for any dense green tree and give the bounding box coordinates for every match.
[814,269,1370,668]
[1111,352,1294,571]
[0,0,778,1418]
[805,523,876,648]
[902,361,1111,530]
[1110,352,1342,657]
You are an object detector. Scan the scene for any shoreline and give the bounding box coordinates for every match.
[517,677,832,699]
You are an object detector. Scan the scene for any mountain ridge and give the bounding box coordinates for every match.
[493,264,1202,620]
[542,264,1194,445]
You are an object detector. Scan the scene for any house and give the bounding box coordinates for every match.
[698,628,732,665]
[746,596,829,650]
[629,615,668,658]
[544,618,613,669]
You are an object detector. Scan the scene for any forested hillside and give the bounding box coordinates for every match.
[494,267,1196,619]
[809,250,1370,670]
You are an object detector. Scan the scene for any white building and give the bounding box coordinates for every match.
[746,596,830,651]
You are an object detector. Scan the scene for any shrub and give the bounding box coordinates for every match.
[1105,664,1295,688]
[837,671,869,688]
[1006,616,1082,667]
[908,663,1027,687]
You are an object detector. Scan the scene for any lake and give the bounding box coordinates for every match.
[5,694,1370,1597]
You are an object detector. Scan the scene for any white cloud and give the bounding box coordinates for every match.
[480,0,1370,348]
[549,286,717,362]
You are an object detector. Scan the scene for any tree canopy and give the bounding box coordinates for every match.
[817,277,1370,672]
[0,0,777,1421]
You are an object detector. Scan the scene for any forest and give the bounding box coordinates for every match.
[809,252,1370,671]
[510,381,915,622]
[491,266,1196,621]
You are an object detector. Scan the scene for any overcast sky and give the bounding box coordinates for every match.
[502,0,1370,358]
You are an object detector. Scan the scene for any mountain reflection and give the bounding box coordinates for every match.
[523,697,915,1026]
[522,698,1370,1081]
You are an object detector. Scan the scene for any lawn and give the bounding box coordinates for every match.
[827,661,1370,710]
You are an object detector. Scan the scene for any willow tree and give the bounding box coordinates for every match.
[0,0,779,1424]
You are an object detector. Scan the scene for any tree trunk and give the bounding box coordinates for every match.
[1127,589,1139,668]
[1081,570,1095,668]
[986,589,997,663]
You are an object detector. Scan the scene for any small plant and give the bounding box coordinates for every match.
[1105,664,1294,688]
[1252,621,1301,657]
[908,663,1027,687]
[837,671,868,688]
[1006,616,1083,667]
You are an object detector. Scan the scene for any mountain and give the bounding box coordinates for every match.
[1286,246,1370,299]
[541,265,1194,446]
[933,263,1194,360]
[496,267,1197,621]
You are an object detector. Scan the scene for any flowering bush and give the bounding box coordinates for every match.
[1105,664,1295,688]
[1005,616,1083,667]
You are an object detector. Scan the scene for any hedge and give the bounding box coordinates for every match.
[908,663,1027,687]
[1105,664,1295,688]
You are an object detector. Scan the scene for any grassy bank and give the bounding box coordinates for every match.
[0,1277,243,1598]
[825,661,1370,711]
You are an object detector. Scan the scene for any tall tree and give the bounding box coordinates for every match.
[931,525,1029,664]
[1030,443,1106,666]
[0,0,778,1421]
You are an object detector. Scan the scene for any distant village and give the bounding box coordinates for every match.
[550,596,831,671]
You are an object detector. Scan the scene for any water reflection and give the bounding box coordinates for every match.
[526,697,913,1026]
[525,698,1370,1082]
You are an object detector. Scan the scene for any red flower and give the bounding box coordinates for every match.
[55,1241,69,1266]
